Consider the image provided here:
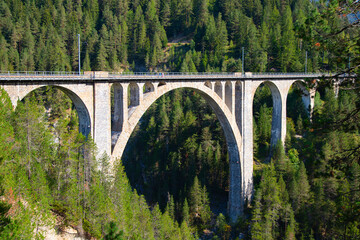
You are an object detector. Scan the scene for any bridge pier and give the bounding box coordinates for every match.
[242,81,254,202]
[94,83,111,157]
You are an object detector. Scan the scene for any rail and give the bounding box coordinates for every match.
[0,71,352,81]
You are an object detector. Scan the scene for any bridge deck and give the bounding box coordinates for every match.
[0,71,346,82]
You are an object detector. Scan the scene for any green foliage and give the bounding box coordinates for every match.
[0,87,197,239]
[103,221,125,240]
[252,82,360,238]
[123,88,228,232]
[0,0,330,72]
[1,0,360,238]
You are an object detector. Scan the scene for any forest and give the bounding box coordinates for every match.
[0,0,359,239]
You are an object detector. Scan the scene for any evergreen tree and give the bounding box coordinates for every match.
[103,222,124,240]
[96,39,109,70]
[182,198,190,225]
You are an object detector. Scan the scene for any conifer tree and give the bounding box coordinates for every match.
[295,161,310,211]
[251,190,264,240]
[182,198,190,225]
[96,39,109,70]
[272,140,287,175]
[279,5,298,72]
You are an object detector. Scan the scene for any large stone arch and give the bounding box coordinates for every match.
[286,80,314,117]
[252,80,283,148]
[3,84,92,138]
[112,81,244,222]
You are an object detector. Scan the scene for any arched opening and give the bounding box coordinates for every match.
[214,81,222,99]
[286,81,312,149]
[128,83,140,107]
[18,86,91,138]
[205,81,212,89]
[225,81,232,112]
[119,86,241,227]
[235,81,243,134]
[111,83,124,133]
[158,82,166,87]
[253,81,282,161]
[143,82,155,94]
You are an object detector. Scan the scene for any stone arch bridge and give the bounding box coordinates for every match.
[0,71,338,221]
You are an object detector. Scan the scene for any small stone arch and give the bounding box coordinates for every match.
[205,81,212,89]
[112,83,124,132]
[235,81,243,134]
[158,82,166,87]
[128,83,140,107]
[214,81,222,99]
[144,82,155,94]
[17,85,91,138]
[225,81,232,112]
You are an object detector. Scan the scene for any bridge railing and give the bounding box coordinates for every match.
[0,71,344,80]
[107,72,331,79]
[0,71,82,76]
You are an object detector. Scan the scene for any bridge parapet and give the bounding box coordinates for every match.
[0,71,342,81]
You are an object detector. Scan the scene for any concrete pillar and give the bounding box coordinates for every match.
[138,82,145,105]
[241,81,254,203]
[153,82,158,94]
[280,93,287,145]
[113,83,129,132]
[228,142,243,222]
[94,82,111,158]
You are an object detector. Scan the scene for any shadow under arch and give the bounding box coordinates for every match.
[286,80,312,117]
[18,85,91,138]
[112,82,243,221]
[252,81,282,150]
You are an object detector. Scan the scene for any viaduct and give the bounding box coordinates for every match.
[0,71,337,222]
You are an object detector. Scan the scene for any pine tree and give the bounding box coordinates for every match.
[194,0,209,27]
[166,194,175,221]
[83,50,91,71]
[200,185,211,227]
[295,162,310,211]
[272,140,287,175]
[251,190,263,240]
[96,39,109,70]
[180,220,194,239]
[103,222,124,240]
[182,198,190,225]
[189,176,202,222]
[279,5,299,71]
